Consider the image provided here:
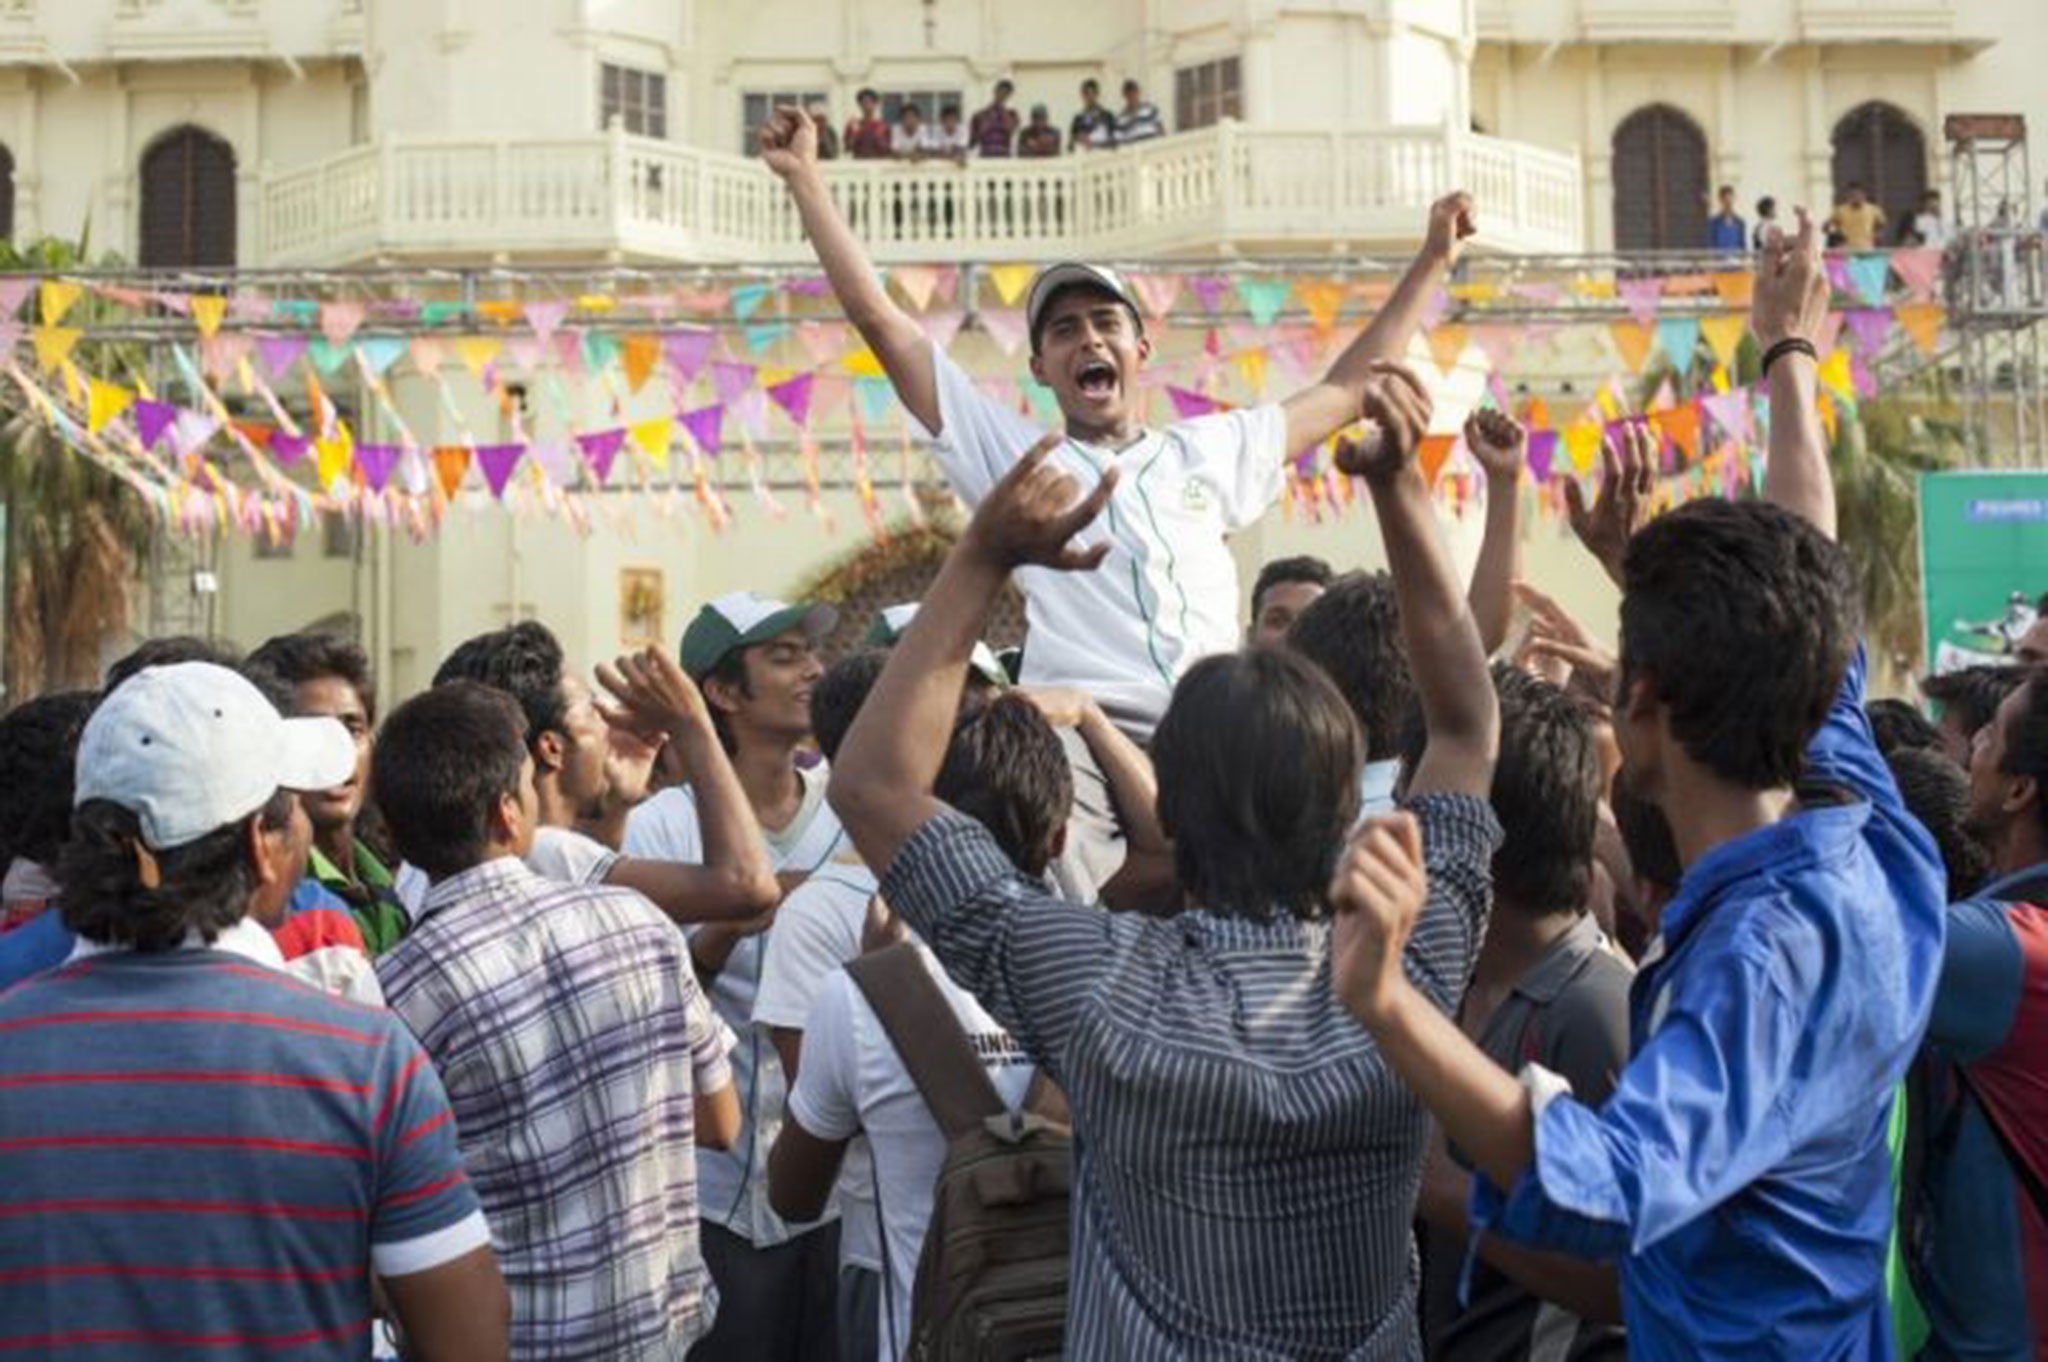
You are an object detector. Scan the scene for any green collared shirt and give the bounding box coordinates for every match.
[307,841,412,956]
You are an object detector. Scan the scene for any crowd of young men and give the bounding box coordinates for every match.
[0,121,2042,1362]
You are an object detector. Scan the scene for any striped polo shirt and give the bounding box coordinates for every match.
[0,918,487,1360]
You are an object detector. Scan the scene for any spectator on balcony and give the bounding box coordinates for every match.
[845,89,892,161]
[1114,79,1165,146]
[933,104,971,164]
[970,80,1019,158]
[1019,105,1061,159]
[890,104,934,161]
[1070,78,1115,152]
[810,102,840,161]
[1707,185,1747,252]
[1907,190,1948,248]
[1752,195,1780,250]
[1828,183,1888,252]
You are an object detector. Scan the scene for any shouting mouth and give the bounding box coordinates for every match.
[1075,359,1118,400]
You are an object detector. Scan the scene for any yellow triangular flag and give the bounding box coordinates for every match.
[1427,325,1469,378]
[575,295,618,315]
[1297,280,1347,333]
[1575,278,1616,300]
[1817,348,1856,403]
[39,280,81,326]
[1233,348,1269,396]
[60,359,84,408]
[1894,303,1945,357]
[1448,282,1500,303]
[454,336,502,378]
[31,326,80,373]
[987,265,1035,307]
[190,294,228,340]
[1564,420,1603,475]
[621,334,662,393]
[842,347,886,379]
[1817,391,1839,440]
[1700,315,1747,370]
[630,417,674,469]
[314,432,353,492]
[1710,364,1732,394]
[87,378,134,435]
[1608,322,1654,374]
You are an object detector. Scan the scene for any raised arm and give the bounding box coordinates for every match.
[1281,193,1474,456]
[761,106,939,433]
[830,436,1118,876]
[1564,420,1657,589]
[1752,207,1836,540]
[595,649,781,923]
[1463,408,1527,656]
[1339,363,1500,798]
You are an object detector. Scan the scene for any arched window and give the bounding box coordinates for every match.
[139,126,236,267]
[1611,104,1709,252]
[0,144,15,242]
[1832,102,1926,244]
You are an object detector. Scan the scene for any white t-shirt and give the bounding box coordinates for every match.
[787,944,1036,1361]
[623,763,852,1247]
[754,855,884,1272]
[393,825,618,915]
[919,342,1288,738]
[891,124,939,157]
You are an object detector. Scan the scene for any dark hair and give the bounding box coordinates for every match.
[1998,675,2048,842]
[59,790,293,952]
[1867,698,1942,757]
[1081,78,1100,95]
[1619,499,1858,789]
[995,79,1015,96]
[901,104,922,120]
[1611,767,1682,894]
[939,104,960,120]
[1757,196,1777,216]
[0,691,96,869]
[1028,283,1143,355]
[245,632,378,723]
[811,650,890,763]
[1887,745,1991,899]
[432,621,568,752]
[1286,571,1414,762]
[1484,667,1600,916]
[371,682,529,881]
[1153,648,1362,921]
[701,647,756,754]
[1922,665,2025,742]
[1718,184,1734,196]
[1251,555,1333,623]
[857,87,879,103]
[934,694,1072,878]
[104,636,242,692]
[1121,79,1140,94]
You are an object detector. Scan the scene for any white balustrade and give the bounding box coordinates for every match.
[258,124,1584,266]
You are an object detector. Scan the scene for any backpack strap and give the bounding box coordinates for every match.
[848,943,1007,1142]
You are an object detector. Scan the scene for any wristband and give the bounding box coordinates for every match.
[1760,337,1818,377]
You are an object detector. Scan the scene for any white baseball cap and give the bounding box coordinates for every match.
[866,603,1010,687]
[76,662,357,850]
[1024,263,1145,343]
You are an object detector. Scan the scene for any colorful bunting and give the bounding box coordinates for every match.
[621,334,662,392]
[523,300,569,342]
[1167,386,1221,419]
[87,379,133,435]
[1618,278,1663,326]
[891,266,942,312]
[134,399,178,449]
[356,444,402,493]
[474,444,523,499]
[1894,302,1945,357]
[1426,325,1469,378]
[1889,249,1942,301]
[986,264,1034,307]
[1188,275,1232,313]
[979,309,1028,356]
[455,336,501,377]
[189,295,228,340]
[1846,254,1892,307]
[1607,322,1654,374]
[431,446,472,500]
[356,337,406,377]
[663,328,716,381]
[629,418,675,468]
[31,326,80,372]
[319,302,365,347]
[1700,315,1747,369]
[1652,318,1701,370]
[767,373,815,427]
[1130,273,1183,321]
[575,428,625,482]
[1525,429,1558,483]
[39,280,81,327]
[1417,434,1456,487]
[678,406,723,460]
[1237,279,1291,327]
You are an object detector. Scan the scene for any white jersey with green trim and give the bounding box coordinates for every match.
[917,342,1289,737]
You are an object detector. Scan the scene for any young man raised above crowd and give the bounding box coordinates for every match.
[1327,210,1947,1358]
[759,101,1474,741]
[826,346,1504,1358]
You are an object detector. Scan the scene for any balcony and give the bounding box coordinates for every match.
[258,122,1585,268]
[1576,1,1737,43]
[1797,0,1989,48]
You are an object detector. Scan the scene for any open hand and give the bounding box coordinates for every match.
[1564,418,1657,585]
[1333,361,1433,481]
[1425,192,1478,269]
[1464,408,1525,482]
[1751,205,1830,350]
[596,647,712,740]
[959,434,1119,572]
[1328,812,1429,1027]
[600,723,665,810]
[758,105,821,182]
[1512,580,1617,700]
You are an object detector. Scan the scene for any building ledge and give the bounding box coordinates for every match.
[1577,3,1738,43]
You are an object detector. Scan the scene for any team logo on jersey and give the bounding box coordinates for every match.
[1181,479,1214,514]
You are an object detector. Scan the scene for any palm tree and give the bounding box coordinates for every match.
[0,235,157,703]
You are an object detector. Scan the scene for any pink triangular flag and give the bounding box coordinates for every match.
[892,266,940,312]
[1845,309,1892,359]
[664,328,716,381]
[979,309,1029,356]
[576,429,625,482]
[319,302,365,347]
[1471,325,1521,373]
[407,336,446,375]
[0,277,33,318]
[709,360,755,406]
[1188,276,1232,313]
[252,334,305,381]
[524,300,569,343]
[1166,386,1220,419]
[1619,278,1664,326]
[767,373,815,428]
[1889,249,1942,302]
[680,404,725,458]
[530,439,576,486]
[920,310,965,351]
[475,443,524,499]
[1129,273,1182,320]
[797,322,847,368]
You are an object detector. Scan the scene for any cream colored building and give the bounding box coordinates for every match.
[0,0,2041,692]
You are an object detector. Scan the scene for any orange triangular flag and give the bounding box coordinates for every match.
[1711,273,1754,310]
[1418,433,1456,487]
[1608,322,1654,373]
[432,445,473,500]
[1700,315,1747,369]
[1427,325,1469,378]
[474,300,521,326]
[621,334,662,393]
[1651,405,1701,465]
[1894,303,1945,357]
[1297,280,1347,333]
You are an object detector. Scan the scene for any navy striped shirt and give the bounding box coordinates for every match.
[880,795,1500,1359]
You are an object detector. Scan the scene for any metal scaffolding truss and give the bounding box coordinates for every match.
[1946,114,2048,466]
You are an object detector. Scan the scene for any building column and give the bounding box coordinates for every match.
[1582,48,1610,250]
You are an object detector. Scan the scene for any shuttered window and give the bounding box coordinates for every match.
[1832,103,1926,246]
[1611,104,1709,251]
[139,127,236,268]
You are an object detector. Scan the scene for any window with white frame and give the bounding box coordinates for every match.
[601,63,669,139]
[1174,57,1241,132]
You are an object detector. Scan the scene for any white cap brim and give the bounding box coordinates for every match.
[275,716,358,793]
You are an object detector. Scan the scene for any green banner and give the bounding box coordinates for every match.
[1919,470,2048,672]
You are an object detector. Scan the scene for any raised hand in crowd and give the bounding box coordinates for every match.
[757,104,821,182]
[957,434,1119,574]
[1564,417,1658,586]
[1513,579,1617,704]
[1332,360,1435,481]
[1464,407,1526,481]
[1424,189,1479,270]
[1753,205,1836,537]
[1464,407,1527,654]
[1328,813,1431,1027]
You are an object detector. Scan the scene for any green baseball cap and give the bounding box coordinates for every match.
[680,590,838,679]
[866,602,1010,688]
